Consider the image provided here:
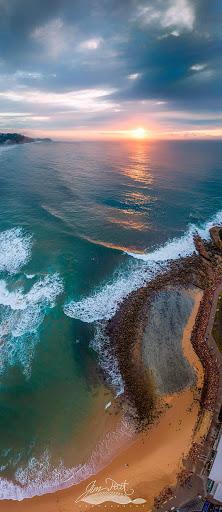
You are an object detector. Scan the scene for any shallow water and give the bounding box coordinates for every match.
[0,139,222,499]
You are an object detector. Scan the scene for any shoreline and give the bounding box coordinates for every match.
[181,288,204,390]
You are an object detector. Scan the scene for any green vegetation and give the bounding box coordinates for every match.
[0,133,34,145]
[212,292,222,352]
[0,133,52,145]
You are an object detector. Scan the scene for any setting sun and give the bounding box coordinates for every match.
[131,127,147,139]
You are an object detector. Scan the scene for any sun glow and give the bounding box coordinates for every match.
[131,127,147,139]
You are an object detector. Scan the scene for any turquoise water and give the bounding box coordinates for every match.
[0,139,222,499]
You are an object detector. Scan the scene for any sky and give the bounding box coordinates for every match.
[0,0,222,140]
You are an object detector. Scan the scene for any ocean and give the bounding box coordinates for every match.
[0,139,222,500]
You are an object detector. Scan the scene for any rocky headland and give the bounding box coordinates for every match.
[0,133,52,145]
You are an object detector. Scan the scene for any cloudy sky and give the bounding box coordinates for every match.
[0,0,222,139]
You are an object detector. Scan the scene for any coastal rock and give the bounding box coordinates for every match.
[193,233,211,261]
[210,226,222,250]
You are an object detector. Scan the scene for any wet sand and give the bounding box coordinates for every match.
[142,287,198,395]
[182,288,204,390]
[2,288,203,512]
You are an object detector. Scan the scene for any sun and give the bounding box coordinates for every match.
[131,127,147,139]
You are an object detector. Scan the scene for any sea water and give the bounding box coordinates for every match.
[0,139,222,499]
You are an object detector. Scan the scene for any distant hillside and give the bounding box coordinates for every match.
[0,133,52,145]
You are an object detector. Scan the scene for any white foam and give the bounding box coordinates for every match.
[0,274,63,312]
[0,228,32,274]
[64,210,222,324]
[27,274,64,307]
[64,262,160,323]
[0,273,63,377]
[127,229,196,261]
[0,281,25,310]
[90,324,125,396]
[127,209,222,262]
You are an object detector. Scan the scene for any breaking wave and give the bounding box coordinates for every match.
[90,324,124,396]
[64,261,161,322]
[0,228,32,275]
[64,209,222,324]
[0,226,63,378]
[127,209,222,262]
[0,274,63,377]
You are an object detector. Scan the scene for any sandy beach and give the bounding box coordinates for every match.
[182,288,204,390]
[2,287,204,512]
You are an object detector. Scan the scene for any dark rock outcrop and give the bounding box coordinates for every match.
[210,226,222,250]
[0,133,52,145]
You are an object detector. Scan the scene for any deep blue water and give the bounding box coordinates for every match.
[0,139,222,499]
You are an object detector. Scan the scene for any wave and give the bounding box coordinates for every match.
[0,273,63,313]
[0,273,63,377]
[0,228,32,275]
[0,418,134,500]
[64,261,160,322]
[90,324,124,396]
[64,209,222,324]
[0,226,63,378]
[127,209,222,262]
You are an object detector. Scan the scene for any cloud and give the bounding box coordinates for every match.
[31,18,68,58]
[190,63,207,71]
[128,73,141,80]
[162,0,195,31]
[0,112,30,117]
[15,71,44,80]
[79,38,103,51]
[135,0,195,32]
[0,87,118,113]
[0,0,221,136]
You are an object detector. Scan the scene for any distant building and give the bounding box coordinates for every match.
[208,428,222,504]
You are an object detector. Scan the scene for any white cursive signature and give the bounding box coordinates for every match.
[75,478,146,505]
